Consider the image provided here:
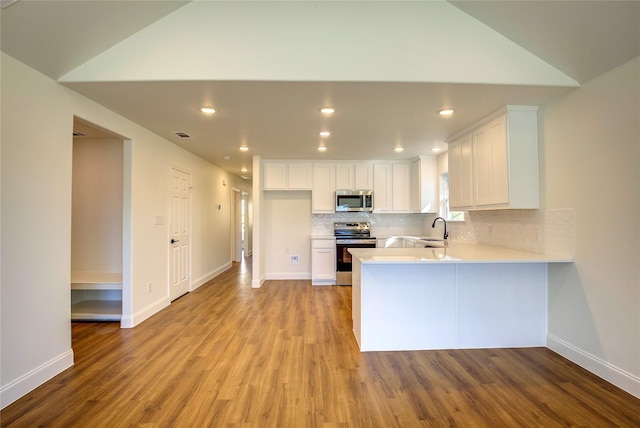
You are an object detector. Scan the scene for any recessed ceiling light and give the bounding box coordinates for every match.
[241,167,247,173]
[432,147,442,153]
[239,146,249,152]
[320,107,335,115]
[438,108,454,116]
[223,155,230,160]
[394,147,404,153]
[319,131,331,137]
[317,146,327,152]
[200,107,216,114]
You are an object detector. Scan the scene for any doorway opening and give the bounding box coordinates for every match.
[70,118,126,323]
[232,189,249,262]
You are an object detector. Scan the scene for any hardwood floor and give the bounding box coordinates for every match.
[2,258,639,427]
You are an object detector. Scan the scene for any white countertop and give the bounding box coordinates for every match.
[349,242,573,264]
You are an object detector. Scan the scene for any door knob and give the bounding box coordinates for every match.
[171,239,180,244]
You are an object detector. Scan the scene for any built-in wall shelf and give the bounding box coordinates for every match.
[71,271,122,322]
[71,300,122,322]
[71,271,123,290]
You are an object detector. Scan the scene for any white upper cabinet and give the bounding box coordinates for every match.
[411,156,437,213]
[263,161,287,189]
[373,161,411,213]
[447,105,539,210]
[335,162,373,190]
[288,162,313,189]
[263,161,312,190]
[448,133,474,209]
[312,163,336,213]
[473,116,509,206]
[373,163,392,212]
[354,162,374,189]
[335,163,354,190]
[392,162,411,212]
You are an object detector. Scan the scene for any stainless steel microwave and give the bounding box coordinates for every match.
[336,190,373,212]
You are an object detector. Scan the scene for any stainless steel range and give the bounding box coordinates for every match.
[334,222,376,285]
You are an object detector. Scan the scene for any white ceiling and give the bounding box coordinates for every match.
[2,0,638,181]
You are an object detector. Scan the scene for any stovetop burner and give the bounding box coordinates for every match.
[333,222,372,239]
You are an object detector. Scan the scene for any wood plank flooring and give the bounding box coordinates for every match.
[2,258,639,427]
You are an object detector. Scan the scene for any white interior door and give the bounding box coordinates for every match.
[170,168,191,300]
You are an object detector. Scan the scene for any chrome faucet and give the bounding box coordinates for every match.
[432,216,449,240]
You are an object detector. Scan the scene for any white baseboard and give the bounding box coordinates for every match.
[312,281,336,286]
[264,272,311,280]
[120,296,170,328]
[547,334,640,399]
[1,349,74,409]
[191,262,232,291]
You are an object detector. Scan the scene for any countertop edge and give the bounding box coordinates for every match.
[348,244,573,264]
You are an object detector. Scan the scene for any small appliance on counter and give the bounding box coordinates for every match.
[334,222,376,285]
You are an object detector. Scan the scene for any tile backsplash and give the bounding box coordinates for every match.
[312,208,575,258]
[311,212,436,237]
[449,209,575,258]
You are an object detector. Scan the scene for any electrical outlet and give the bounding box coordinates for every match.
[290,255,299,264]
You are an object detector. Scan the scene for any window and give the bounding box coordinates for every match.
[439,173,465,221]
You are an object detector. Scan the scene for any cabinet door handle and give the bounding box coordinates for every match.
[171,239,180,244]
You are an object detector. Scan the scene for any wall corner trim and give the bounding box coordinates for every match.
[120,296,170,328]
[251,276,265,288]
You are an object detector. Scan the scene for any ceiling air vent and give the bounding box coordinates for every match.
[173,131,191,139]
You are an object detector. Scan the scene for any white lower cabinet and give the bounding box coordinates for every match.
[311,238,336,285]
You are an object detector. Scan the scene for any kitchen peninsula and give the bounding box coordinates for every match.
[349,244,572,352]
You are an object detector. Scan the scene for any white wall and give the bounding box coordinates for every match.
[1,52,75,409]
[540,57,640,396]
[0,53,251,407]
[72,137,123,274]
[263,191,312,279]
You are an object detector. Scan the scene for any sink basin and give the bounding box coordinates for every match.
[420,240,446,248]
